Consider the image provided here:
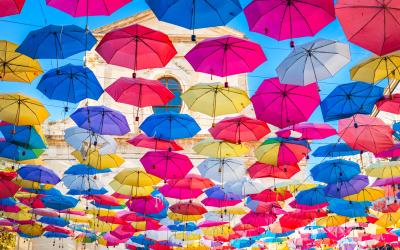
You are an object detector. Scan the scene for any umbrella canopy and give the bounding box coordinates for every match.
[365,161,400,178]
[321,82,384,122]
[62,174,102,193]
[310,159,361,184]
[0,93,49,125]
[46,0,131,16]
[224,178,266,196]
[17,165,60,185]
[181,83,250,119]
[344,187,385,202]
[255,138,310,166]
[16,25,97,59]
[159,184,203,200]
[37,64,103,103]
[193,138,249,158]
[96,24,177,72]
[126,195,166,215]
[276,39,350,86]
[168,174,214,190]
[72,149,124,170]
[0,172,20,198]
[295,186,328,206]
[376,94,400,114]
[312,143,361,158]
[202,186,241,207]
[328,199,371,218]
[338,114,394,154]
[0,0,25,17]
[324,175,369,198]
[140,112,200,140]
[71,106,130,136]
[251,78,320,128]
[336,0,400,56]
[0,122,46,149]
[248,162,300,179]
[113,168,161,187]
[170,203,207,215]
[209,116,270,143]
[276,122,336,140]
[241,211,276,227]
[41,195,79,210]
[244,0,335,43]
[316,215,349,227]
[0,40,43,83]
[127,134,183,151]
[185,35,266,79]
[198,158,246,183]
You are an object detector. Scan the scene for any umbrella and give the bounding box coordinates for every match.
[376,94,400,114]
[255,137,310,166]
[39,216,69,227]
[202,186,241,207]
[17,165,60,185]
[146,0,242,40]
[295,186,328,206]
[375,212,400,228]
[126,196,165,215]
[96,24,177,73]
[241,212,276,227]
[328,199,371,218]
[244,0,335,45]
[0,93,49,125]
[185,35,266,84]
[41,195,79,210]
[109,182,154,197]
[139,112,200,140]
[127,134,183,151]
[209,116,270,144]
[181,83,251,120]
[338,114,394,154]
[168,174,214,190]
[62,174,102,193]
[336,0,400,56]
[249,188,292,202]
[37,64,103,104]
[375,144,400,158]
[276,39,350,86]
[224,178,266,196]
[248,162,300,179]
[198,158,246,183]
[159,184,203,200]
[0,122,46,149]
[350,53,400,83]
[344,187,385,202]
[105,77,174,120]
[324,175,369,198]
[276,122,336,140]
[72,149,124,170]
[321,82,384,122]
[316,215,349,227]
[113,168,161,187]
[0,172,20,198]
[140,151,194,180]
[310,159,361,184]
[71,106,130,136]
[280,210,326,230]
[170,203,207,215]
[312,143,361,158]
[251,78,320,128]
[0,40,43,83]
[0,0,25,17]
[16,25,97,59]
[365,161,400,178]
[46,0,131,16]
[19,223,43,237]
[193,138,249,158]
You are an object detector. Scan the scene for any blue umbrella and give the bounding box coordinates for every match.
[168,222,198,232]
[0,198,16,206]
[146,0,242,40]
[295,186,328,206]
[62,174,101,193]
[0,142,44,161]
[37,64,103,104]
[41,195,79,210]
[23,188,62,196]
[64,164,111,175]
[140,112,200,140]
[67,188,107,195]
[39,216,69,227]
[70,106,130,135]
[320,82,383,122]
[393,122,400,140]
[324,175,369,198]
[128,235,154,247]
[310,159,360,184]
[17,165,60,185]
[44,232,70,238]
[16,25,97,59]
[231,238,255,248]
[0,123,47,149]
[312,143,361,158]
[328,198,371,218]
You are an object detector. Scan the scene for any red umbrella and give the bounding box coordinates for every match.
[127,134,183,151]
[276,122,337,140]
[251,78,320,128]
[97,216,127,225]
[0,171,19,198]
[241,212,277,227]
[249,188,292,202]
[106,77,174,121]
[185,35,266,86]
[280,210,327,230]
[338,114,394,154]
[126,196,165,215]
[169,202,207,215]
[233,224,265,237]
[0,0,25,17]
[336,0,400,56]
[247,162,300,179]
[140,151,194,180]
[376,94,400,114]
[46,0,131,16]
[167,174,214,190]
[159,184,203,200]
[96,24,177,74]
[85,195,121,207]
[209,116,270,144]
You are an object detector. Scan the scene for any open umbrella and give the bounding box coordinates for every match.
[375,144,400,158]
[193,138,249,158]
[276,39,350,86]
[312,143,361,158]
[16,165,60,185]
[127,134,183,151]
[202,186,241,207]
[224,178,266,197]
[96,24,177,74]
[376,94,400,114]
[365,161,400,178]
[324,175,369,198]
[251,78,320,128]
[328,198,371,218]
[113,168,161,187]
[276,122,336,140]
[241,211,276,227]
[0,0,25,17]
[244,0,335,46]
[336,0,400,56]
[159,184,203,200]
[46,0,131,16]
[310,159,361,184]
[16,25,97,59]
[72,149,124,170]
[0,172,20,198]
[41,195,79,210]
[248,162,300,179]
[198,158,246,183]
[344,187,385,202]
[295,186,328,206]
[0,122,46,149]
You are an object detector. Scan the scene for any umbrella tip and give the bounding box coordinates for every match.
[191,35,196,42]
[132,72,136,78]
[290,41,295,48]
[224,81,229,88]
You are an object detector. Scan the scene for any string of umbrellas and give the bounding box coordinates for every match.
[1,0,400,249]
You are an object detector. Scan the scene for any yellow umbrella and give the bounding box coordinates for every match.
[0,40,43,83]
[113,168,161,186]
[72,149,124,170]
[19,223,43,237]
[0,93,49,125]
[67,215,91,224]
[86,208,117,217]
[344,187,385,202]
[350,53,400,83]
[316,214,349,227]
[89,220,118,233]
[193,138,249,158]
[109,180,154,197]
[201,224,232,237]
[13,178,54,190]
[168,212,203,222]
[214,207,247,215]
[2,211,32,221]
[174,232,202,241]
[365,161,400,178]
[181,83,250,119]
[375,212,400,228]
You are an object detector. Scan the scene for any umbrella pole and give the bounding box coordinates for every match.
[191,0,196,42]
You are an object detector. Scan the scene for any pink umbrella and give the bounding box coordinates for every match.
[374,144,400,158]
[140,151,194,180]
[30,208,58,217]
[372,177,400,187]
[244,0,335,46]
[376,94,400,114]
[289,200,328,211]
[241,212,276,227]
[126,196,165,215]
[128,134,183,151]
[338,114,394,154]
[44,225,72,235]
[251,78,320,128]
[167,174,214,190]
[0,0,25,17]
[46,0,131,16]
[247,162,300,179]
[185,35,266,86]
[198,220,228,228]
[158,184,203,200]
[276,122,337,140]
[110,224,137,240]
[201,197,241,208]
[324,226,352,241]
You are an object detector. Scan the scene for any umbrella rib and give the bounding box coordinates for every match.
[278,3,290,40]
[346,8,383,41]
[291,3,314,34]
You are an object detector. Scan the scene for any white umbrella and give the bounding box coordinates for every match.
[197,158,246,183]
[62,174,102,191]
[224,177,266,197]
[276,39,350,86]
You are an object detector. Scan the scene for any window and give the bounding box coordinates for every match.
[153,77,182,114]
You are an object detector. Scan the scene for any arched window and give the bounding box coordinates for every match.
[153,77,182,114]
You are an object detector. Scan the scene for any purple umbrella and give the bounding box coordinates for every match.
[17,165,60,185]
[324,175,369,198]
[70,106,130,136]
[372,177,400,187]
